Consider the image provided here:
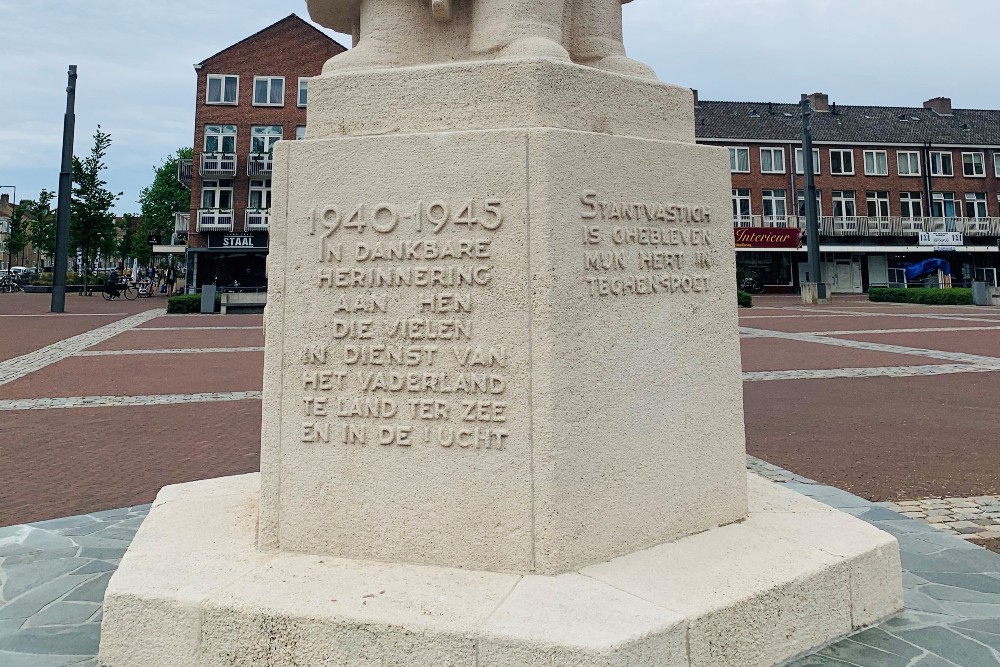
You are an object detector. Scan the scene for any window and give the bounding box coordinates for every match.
[863,150,888,176]
[995,153,1000,178]
[253,76,285,106]
[866,191,890,218]
[796,190,822,217]
[204,125,236,154]
[929,151,954,176]
[760,148,785,174]
[962,152,985,177]
[832,190,856,217]
[762,189,787,220]
[201,180,234,210]
[249,180,272,210]
[298,78,309,107]
[900,192,923,219]
[965,193,988,218]
[931,192,957,218]
[295,126,306,140]
[728,147,750,173]
[897,151,920,176]
[732,189,751,221]
[830,149,854,175]
[251,126,283,154]
[206,74,238,105]
[795,148,820,175]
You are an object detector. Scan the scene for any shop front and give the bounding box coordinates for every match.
[185,232,269,292]
[734,227,802,293]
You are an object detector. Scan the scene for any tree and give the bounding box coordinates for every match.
[137,147,193,265]
[24,190,56,267]
[5,203,30,270]
[71,126,121,289]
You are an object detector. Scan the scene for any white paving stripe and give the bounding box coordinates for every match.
[740,326,1000,367]
[764,326,1000,336]
[136,326,262,331]
[75,347,264,356]
[0,391,262,411]
[777,306,1000,324]
[0,309,166,386]
[742,364,998,382]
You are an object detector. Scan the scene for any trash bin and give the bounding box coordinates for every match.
[972,281,990,306]
[201,284,217,314]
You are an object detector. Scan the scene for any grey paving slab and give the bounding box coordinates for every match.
[4,460,1000,667]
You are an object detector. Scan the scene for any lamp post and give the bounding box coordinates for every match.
[800,95,825,302]
[52,65,77,313]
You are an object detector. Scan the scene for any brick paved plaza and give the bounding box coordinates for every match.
[1,291,999,666]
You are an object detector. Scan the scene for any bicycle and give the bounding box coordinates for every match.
[102,278,137,301]
[738,274,765,295]
[0,274,24,293]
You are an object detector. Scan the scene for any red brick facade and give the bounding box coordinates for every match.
[187,15,345,248]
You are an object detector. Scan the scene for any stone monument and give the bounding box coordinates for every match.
[99,1,903,664]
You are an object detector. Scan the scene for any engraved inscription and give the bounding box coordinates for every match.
[579,190,716,298]
[298,197,510,453]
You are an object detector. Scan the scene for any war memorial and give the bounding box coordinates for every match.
[98,0,903,664]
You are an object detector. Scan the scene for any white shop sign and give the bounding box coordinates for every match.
[919,231,963,246]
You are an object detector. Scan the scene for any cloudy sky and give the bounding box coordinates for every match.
[2,0,997,213]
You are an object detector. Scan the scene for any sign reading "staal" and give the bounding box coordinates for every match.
[919,231,963,247]
[734,227,802,249]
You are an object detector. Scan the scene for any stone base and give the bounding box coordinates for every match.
[801,282,834,305]
[99,474,902,667]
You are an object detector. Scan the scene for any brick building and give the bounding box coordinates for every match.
[696,93,1000,293]
[182,14,345,291]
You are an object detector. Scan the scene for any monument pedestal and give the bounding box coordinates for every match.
[100,55,902,666]
[100,473,901,667]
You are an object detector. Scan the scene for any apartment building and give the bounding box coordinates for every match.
[696,93,1000,293]
[182,14,345,291]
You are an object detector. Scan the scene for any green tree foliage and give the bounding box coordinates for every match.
[24,189,57,263]
[136,147,192,264]
[5,202,30,270]
[71,126,122,287]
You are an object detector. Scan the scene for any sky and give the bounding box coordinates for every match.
[2,0,999,214]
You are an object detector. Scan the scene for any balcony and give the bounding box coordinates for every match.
[197,209,234,232]
[201,152,237,178]
[247,153,273,177]
[731,216,1000,237]
[174,212,191,234]
[176,159,193,190]
[245,208,270,231]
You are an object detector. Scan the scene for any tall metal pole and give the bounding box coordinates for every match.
[51,66,77,313]
[800,94,824,300]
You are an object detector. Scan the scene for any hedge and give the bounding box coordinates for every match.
[737,290,753,308]
[868,287,973,305]
[167,293,221,313]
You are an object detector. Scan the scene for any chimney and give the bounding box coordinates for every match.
[923,97,953,116]
[0,193,9,210]
[807,93,829,112]
[691,88,699,109]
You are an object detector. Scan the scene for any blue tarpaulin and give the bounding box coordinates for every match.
[904,258,951,281]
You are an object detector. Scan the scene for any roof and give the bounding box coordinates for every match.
[695,100,1000,147]
[197,14,344,67]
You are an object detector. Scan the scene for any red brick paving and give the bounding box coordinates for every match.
[0,292,161,316]
[0,401,262,526]
[744,372,1000,502]
[88,329,264,351]
[832,330,1000,358]
[0,352,263,399]
[138,314,263,328]
[740,338,945,373]
[0,315,121,362]
[739,315,994,334]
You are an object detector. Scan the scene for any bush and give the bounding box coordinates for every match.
[868,287,973,305]
[167,293,221,314]
[737,290,753,308]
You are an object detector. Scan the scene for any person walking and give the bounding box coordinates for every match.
[165,266,177,297]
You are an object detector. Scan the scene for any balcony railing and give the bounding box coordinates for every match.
[245,208,270,231]
[247,153,273,177]
[732,215,1000,237]
[174,212,190,234]
[201,152,237,177]
[197,209,234,232]
[176,159,193,190]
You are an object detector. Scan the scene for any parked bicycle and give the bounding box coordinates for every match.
[738,273,765,295]
[0,273,24,293]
